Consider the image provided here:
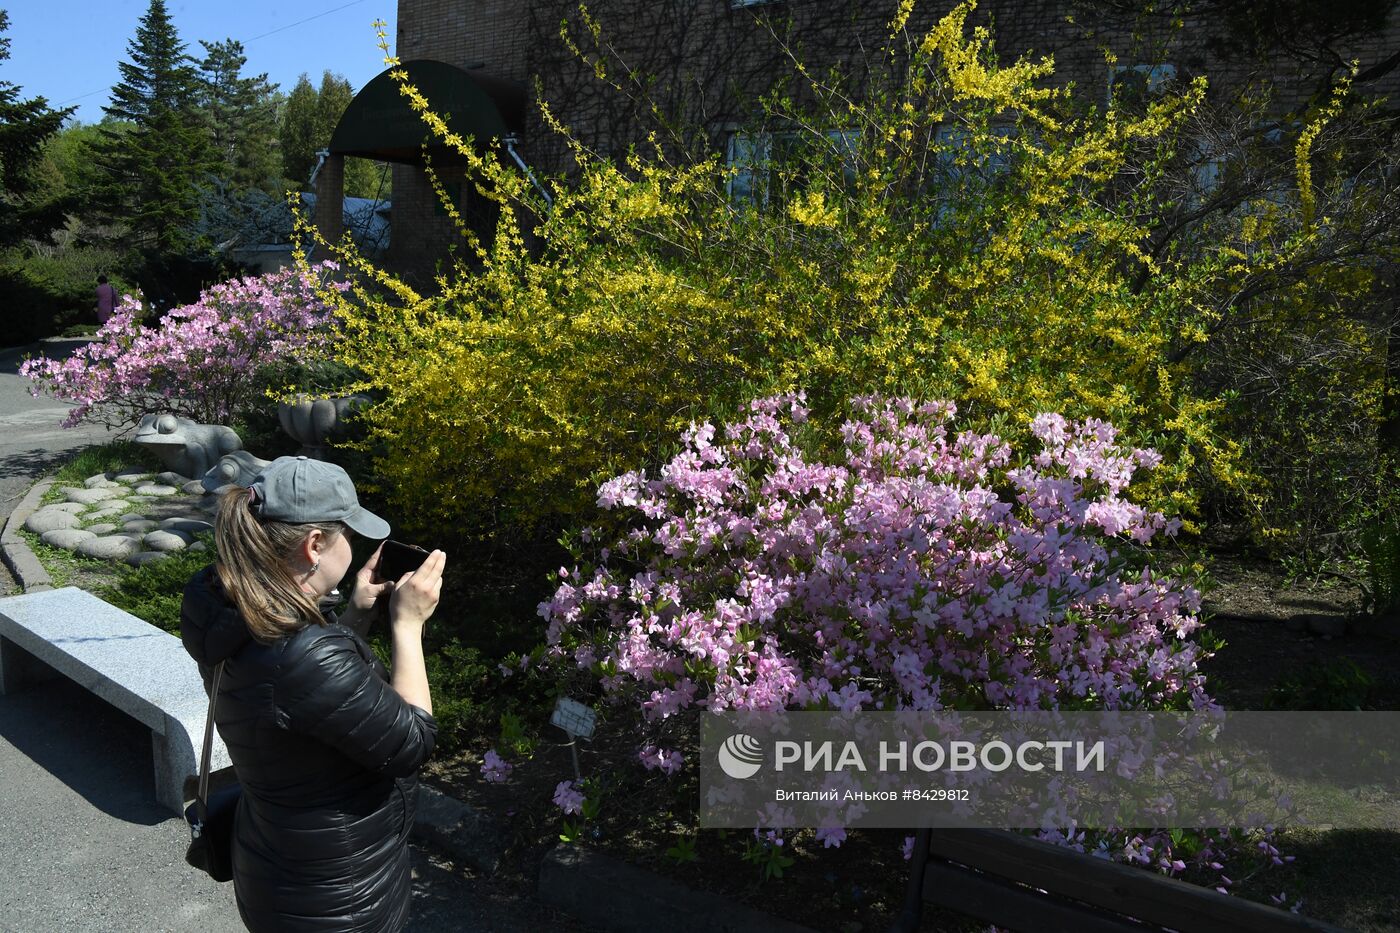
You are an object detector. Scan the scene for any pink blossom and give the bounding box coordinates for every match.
[481,749,512,783]
[19,264,346,430]
[552,780,585,815]
[638,745,684,775]
[543,395,1211,723]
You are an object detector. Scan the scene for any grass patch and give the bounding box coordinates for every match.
[95,534,217,634]
[52,440,160,486]
[17,528,110,589]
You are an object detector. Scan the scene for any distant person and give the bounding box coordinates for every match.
[180,456,445,932]
[94,275,118,325]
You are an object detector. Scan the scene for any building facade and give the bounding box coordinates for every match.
[315,0,1400,282]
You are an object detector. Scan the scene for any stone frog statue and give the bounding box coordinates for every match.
[133,413,243,480]
[201,449,272,493]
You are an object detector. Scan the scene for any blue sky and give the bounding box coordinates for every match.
[1,0,398,124]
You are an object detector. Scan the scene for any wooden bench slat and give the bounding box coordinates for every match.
[925,830,1349,933]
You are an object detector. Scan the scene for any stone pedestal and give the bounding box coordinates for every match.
[277,394,368,459]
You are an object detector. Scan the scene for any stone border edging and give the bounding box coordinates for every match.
[1,478,56,592]
[412,785,817,932]
[413,784,505,874]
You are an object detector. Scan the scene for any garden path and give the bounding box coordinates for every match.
[0,338,118,597]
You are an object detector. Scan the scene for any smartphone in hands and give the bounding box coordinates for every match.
[377,539,430,582]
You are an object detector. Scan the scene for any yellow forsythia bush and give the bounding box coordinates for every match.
[302,3,1375,548]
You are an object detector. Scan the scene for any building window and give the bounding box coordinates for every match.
[1108,63,1177,109]
[725,128,861,206]
[932,124,1015,183]
[726,131,772,205]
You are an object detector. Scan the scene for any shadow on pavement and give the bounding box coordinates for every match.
[0,338,99,377]
[0,675,168,826]
[0,447,77,481]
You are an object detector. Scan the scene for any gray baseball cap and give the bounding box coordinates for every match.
[248,456,390,539]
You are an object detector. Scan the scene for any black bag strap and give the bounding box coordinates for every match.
[195,660,225,823]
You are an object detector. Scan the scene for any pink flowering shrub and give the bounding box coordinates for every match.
[541,393,1213,718]
[541,395,1298,895]
[19,263,347,429]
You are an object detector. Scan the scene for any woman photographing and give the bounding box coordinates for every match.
[180,455,444,932]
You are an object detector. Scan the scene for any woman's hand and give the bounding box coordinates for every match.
[389,549,445,631]
[349,542,393,613]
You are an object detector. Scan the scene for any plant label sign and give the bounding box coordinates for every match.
[551,697,596,740]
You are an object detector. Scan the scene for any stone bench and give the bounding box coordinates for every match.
[0,587,230,815]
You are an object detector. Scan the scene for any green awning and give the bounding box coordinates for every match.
[329,60,526,163]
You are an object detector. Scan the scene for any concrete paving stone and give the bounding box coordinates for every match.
[39,528,97,551]
[121,520,159,534]
[25,510,80,534]
[60,486,122,504]
[116,513,148,524]
[159,517,214,534]
[83,523,118,536]
[111,467,153,483]
[126,550,170,567]
[142,506,202,525]
[77,535,141,560]
[154,471,191,486]
[131,484,179,497]
[189,541,209,552]
[182,480,208,495]
[143,530,189,552]
[82,473,119,489]
[83,501,133,520]
[40,502,88,514]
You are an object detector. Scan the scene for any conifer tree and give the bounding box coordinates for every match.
[90,0,215,255]
[198,38,279,193]
[279,70,385,199]
[279,73,319,188]
[0,9,74,249]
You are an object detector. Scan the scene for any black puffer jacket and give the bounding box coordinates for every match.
[180,565,437,933]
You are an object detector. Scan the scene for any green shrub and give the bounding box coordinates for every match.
[0,245,136,344]
[1359,510,1400,618]
[1265,659,1374,710]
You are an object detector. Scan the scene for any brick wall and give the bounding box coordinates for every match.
[382,0,1400,277]
[398,0,529,83]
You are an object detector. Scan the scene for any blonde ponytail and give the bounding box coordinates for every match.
[213,486,347,642]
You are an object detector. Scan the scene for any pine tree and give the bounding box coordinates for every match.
[90,0,215,255]
[0,10,75,249]
[197,38,279,193]
[312,71,355,148]
[279,73,319,188]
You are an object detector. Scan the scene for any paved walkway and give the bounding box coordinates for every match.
[0,340,118,598]
[0,676,561,933]
[0,341,574,931]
